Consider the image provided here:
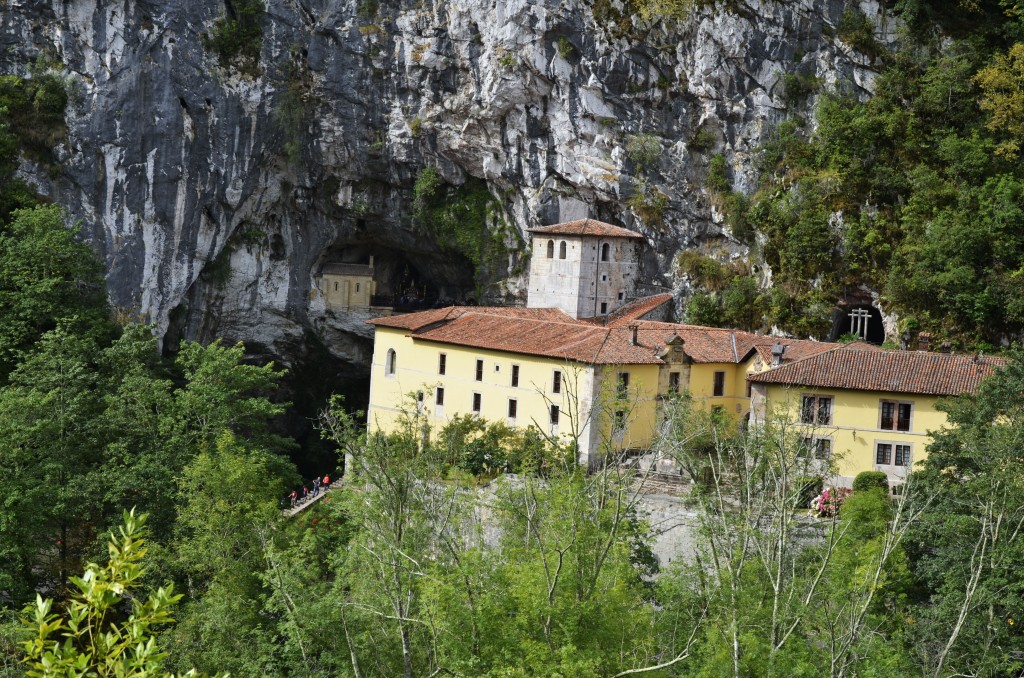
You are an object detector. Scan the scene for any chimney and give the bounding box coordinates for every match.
[771,342,786,367]
[939,341,952,354]
[629,323,639,346]
[917,332,932,352]
[368,255,375,270]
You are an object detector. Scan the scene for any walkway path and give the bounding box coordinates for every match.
[283,487,335,517]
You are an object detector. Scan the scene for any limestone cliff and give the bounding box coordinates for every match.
[0,0,888,369]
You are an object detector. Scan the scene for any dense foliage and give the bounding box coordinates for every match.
[684,0,1024,347]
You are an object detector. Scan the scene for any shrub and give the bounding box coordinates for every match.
[685,292,721,326]
[810,486,851,517]
[626,133,662,169]
[688,126,718,152]
[205,0,264,71]
[706,154,731,193]
[627,180,669,224]
[837,7,880,57]
[555,36,573,58]
[795,475,824,509]
[852,470,889,493]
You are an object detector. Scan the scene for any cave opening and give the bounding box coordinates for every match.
[830,304,885,344]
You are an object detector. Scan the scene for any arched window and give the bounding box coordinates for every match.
[559,241,567,259]
[546,240,554,258]
[386,348,397,376]
[601,243,610,262]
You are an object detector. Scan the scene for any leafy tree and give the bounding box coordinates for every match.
[906,353,1024,676]
[19,509,215,678]
[162,430,292,678]
[0,205,110,382]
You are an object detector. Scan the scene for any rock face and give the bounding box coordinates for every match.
[0,0,888,369]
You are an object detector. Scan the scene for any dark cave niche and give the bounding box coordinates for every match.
[829,304,884,345]
[317,240,477,309]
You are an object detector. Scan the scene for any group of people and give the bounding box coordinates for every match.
[288,473,331,508]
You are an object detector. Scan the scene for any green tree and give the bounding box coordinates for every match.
[19,509,214,678]
[906,353,1024,676]
[0,205,110,382]
[162,430,292,677]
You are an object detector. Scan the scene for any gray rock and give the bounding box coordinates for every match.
[1,0,891,366]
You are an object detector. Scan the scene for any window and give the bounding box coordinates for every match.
[880,401,912,432]
[601,274,608,281]
[668,371,680,393]
[614,410,626,431]
[435,387,445,406]
[601,243,610,261]
[801,437,832,460]
[600,302,608,314]
[617,371,630,397]
[895,444,911,466]
[552,370,562,394]
[511,364,520,387]
[356,283,360,292]
[559,241,567,259]
[800,395,832,425]
[416,390,424,412]
[475,359,483,382]
[618,291,624,300]
[385,349,397,376]
[876,443,892,465]
[334,282,338,291]
[546,240,554,258]
[713,371,725,397]
[745,381,752,398]
[472,393,482,414]
[550,404,560,425]
[508,399,518,419]
[438,353,447,375]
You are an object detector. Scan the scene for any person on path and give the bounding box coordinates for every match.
[313,476,321,497]
[289,489,297,507]
[323,474,330,491]
[301,486,308,503]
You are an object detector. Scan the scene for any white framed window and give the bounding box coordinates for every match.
[385,348,397,376]
[508,398,518,421]
[879,400,913,432]
[511,364,520,387]
[552,370,562,394]
[800,395,833,425]
[472,392,482,414]
[438,352,447,375]
[801,436,832,460]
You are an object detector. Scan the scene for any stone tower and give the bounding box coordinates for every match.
[526,219,642,319]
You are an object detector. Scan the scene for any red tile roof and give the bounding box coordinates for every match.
[606,293,675,325]
[368,306,575,332]
[411,312,662,364]
[528,219,643,239]
[748,337,843,365]
[747,346,1005,396]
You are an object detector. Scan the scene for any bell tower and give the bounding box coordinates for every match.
[525,219,642,319]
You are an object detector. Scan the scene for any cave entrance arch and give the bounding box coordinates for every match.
[832,305,884,344]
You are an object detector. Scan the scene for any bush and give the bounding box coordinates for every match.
[810,486,851,517]
[852,470,889,493]
[795,475,823,509]
[706,154,731,193]
[205,0,264,71]
[626,133,662,170]
[627,180,669,224]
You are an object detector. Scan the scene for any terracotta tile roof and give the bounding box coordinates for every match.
[368,306,575,332]
[606,293,675,325]
[747,346,1006,396]
[626,321,757,363]
[748,337,842,365]
[412,312,662,364]
[528,219,643,239]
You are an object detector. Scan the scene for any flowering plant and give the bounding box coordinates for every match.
[810,486,852,517]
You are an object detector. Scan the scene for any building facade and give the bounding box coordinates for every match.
[364,218,1003,482]
[747,348,1002,486]
[321,262,377,310]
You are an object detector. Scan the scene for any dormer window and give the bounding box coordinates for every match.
[546,240,554,258]
[559,241,567,259]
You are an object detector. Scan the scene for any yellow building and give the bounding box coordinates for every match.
[321,262,377,310]
[363,218,1002,480]
[748,347,1003,486]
